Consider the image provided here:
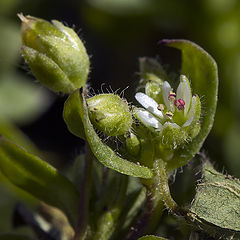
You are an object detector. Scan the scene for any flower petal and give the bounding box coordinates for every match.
[135,92,164,119]
[134,108,162,130]
[162,81,172,110]
[176,75,192,115]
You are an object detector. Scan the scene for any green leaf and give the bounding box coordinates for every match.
[64,89,153,178]
[0,74,52,124]
[0,118,39,155]
[160,40,218,172]
[0,136,79,226]
[138,235,168,240]
[191,162,240,232]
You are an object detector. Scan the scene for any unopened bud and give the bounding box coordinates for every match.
[87,94,133,136]
[19,14,90,93]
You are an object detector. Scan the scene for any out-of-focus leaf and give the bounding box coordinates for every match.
[0,234,32,240]
[138,235,168,240]
[0,19,20,74]
[224,120,240,177]
[64,89,153,178]
[0,74,53,124]
[86,0,153,15]
[191,162,240,232]
[0,0,18,16]
[0,136,79,226]
[0,118,39,155]
[160,40,218,172]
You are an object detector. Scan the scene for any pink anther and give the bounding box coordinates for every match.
[174,99,185,110]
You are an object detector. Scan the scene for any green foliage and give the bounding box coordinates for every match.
[0,136,79,226]
[0,10,226,239]
[191,162,240,232]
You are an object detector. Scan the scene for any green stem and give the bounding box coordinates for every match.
[126,178,163,240]
[74,143,93,240]
[93,175,128,240]
[156,159,186,216]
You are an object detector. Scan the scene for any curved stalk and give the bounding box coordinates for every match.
[74,143,93,240]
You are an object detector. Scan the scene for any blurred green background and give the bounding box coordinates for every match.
[0,0,240,237]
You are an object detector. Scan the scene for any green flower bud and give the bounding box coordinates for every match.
[19,14,90,93]
[87,94,133,136]
[125,132,140,157]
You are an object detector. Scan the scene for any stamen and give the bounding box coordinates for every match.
[174,98,185,110]
[168,91,176,101]
[157,104,165,111]
[165,111,173,119]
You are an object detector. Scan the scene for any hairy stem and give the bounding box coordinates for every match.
[125,177,163,239]
[74,143,93,240]
[156,159,186,216]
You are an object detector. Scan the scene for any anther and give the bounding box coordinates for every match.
[165,111,173,119]
[168,91,176,101]
[157,104,165,111]
[174,99,185,110]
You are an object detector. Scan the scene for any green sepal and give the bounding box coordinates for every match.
[190,162,240,232]
[125,132,141,157]
[65,89,153,178]
[138,235,168,240]
[184,94,201,138]
[63,89,86,139]
[160,40,218,172]
[0,136,79,226]
[21,46,75,93]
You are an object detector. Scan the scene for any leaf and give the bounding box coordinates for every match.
[0,74,53,124]
[0,118,39,155]
[138,235,168,240]
[160,40,218,172]
[0,136,79,226]
[64,89,153,178]
[190,162,240,232]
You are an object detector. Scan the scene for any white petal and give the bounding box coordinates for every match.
[182,117,194,127]
[135,109,162,129]
[176,75,192,115]
[162,81,172,110]
[135,92,164,119]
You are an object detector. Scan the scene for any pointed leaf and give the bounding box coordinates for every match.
[64,89,153,178]
[160,40,218,172]
[0,136,79,226]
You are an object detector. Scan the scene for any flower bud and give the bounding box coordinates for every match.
[19,14,90,93]
[87,94,133,136]
[125,132,140,157]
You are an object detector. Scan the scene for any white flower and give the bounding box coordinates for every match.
[134,75,200,135]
